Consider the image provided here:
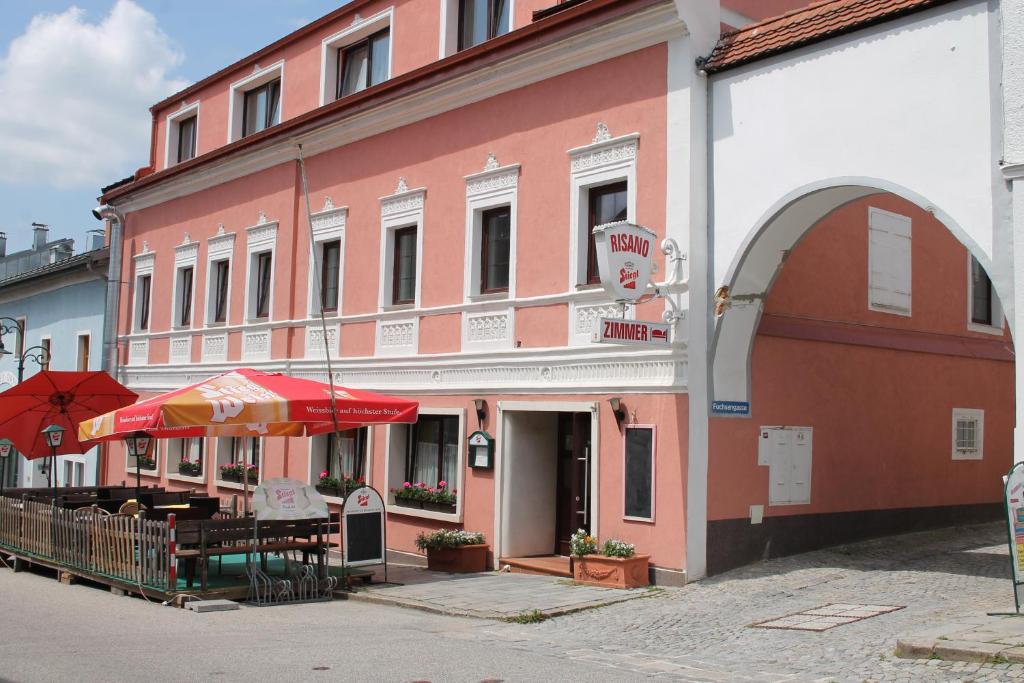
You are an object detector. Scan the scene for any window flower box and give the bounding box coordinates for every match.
[390,481,457,512]
[317,473,366,500]
[178,461,202,477]
[422,501,456,514]
[394,497,423,510]
[220,464,258,483]
[415,530,488,573]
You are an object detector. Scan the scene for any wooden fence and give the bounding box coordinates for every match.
[0,495,174,591]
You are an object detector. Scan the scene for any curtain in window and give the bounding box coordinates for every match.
[413,441,439,485]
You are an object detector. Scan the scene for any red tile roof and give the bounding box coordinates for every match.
[703,0,955,73]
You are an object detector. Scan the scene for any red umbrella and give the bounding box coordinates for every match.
[0,371,138,458]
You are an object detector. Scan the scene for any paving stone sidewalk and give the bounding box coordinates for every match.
[349,564,652,619]
[898,614,1024,664]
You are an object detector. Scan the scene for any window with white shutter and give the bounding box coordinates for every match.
[868,207,912,316]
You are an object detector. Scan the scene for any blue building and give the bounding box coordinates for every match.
[0,224,108,489]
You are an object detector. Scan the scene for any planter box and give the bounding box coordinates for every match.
[426,544,489,573]
[178,464,202,477]
[422,501,456,514]
[316,484,342,498]
[394,498,423,510]
[220,472,258,484]
[573,554,650,589]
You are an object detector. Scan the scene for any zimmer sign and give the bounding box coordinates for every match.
[593,318,671,346]
[592,221,657,302]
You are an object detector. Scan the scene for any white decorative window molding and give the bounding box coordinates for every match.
[202,333,227,363]
[205,226,236,326]
[128,339,149,366]
[307,203,347,317]
[868,207,912,317]
[952,408,984,460]
[464,156,519,301]
[567,124,639,288]
[164,101,200,169]
[384,406,465,523]
[228,61,284,143]
[244,215,279,322]
[569,299,635,346]
[306,323,339,360]
[243,329,271,362]
[375,316,419,356]
[169,335,192,365]
[379,182,425,310]
[172,236,199,330]
[462,307,514,351]
[319,8,394,106]
[437,0,514,58]
[132,248,156,333]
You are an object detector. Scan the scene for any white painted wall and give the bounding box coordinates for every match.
[500,411,558,557]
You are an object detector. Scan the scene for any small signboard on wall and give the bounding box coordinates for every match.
[343,485,386,570]
[468,431,494,469]
[593,318,671,346]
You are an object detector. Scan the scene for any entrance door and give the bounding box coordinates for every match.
[555,412,591,555]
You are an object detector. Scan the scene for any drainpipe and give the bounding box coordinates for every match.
[92,203,125,486]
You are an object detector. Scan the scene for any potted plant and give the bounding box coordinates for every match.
[178,460,202,477]
[316,472,342,497]
[391,481,458,513]
[415,529,488,572]
[220,463,258,483]
[570,529,650,589]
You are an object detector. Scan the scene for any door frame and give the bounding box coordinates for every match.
[494,400,600,561]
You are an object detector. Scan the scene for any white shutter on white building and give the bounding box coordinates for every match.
[868,207,912,315]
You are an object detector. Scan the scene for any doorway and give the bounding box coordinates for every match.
[555,412,591,555]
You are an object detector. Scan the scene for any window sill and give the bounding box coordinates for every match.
[247,317,271,324]
[167,471,206,485]
[124,467,160,478]
[467,292,508,303]
[386,502,463,523]
[171,326,193,333]
[968,322,1005,337]
[206,321,227,329]
[216,479,261,491]
[575,283,603,292]
[381,303,415,312]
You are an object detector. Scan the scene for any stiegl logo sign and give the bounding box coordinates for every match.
[592,221,657,302]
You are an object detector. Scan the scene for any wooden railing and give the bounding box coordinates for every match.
[0,495,174,591]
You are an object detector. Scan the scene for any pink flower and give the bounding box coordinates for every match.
[358,477,365,483]
[402,482,411,488]
[320,470,329,479]
[438,480,447,489]
[417,482,427,489]
[428,488,435,494]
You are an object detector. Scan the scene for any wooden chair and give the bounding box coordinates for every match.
[117,501,146,516]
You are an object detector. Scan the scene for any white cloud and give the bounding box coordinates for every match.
[0,1,188,190]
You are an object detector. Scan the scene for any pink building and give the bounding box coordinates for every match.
[94,0,1015,583]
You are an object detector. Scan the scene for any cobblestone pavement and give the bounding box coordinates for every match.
[477,523,1023,682]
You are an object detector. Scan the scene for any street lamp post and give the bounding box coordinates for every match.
[0,438,11,496]
[41,424,64,499]
[0,317,51,490]
[123,431,152,503]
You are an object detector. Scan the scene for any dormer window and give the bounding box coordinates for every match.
[164,102,199,169]
[338,28,390,98]
[458,0,509,50]
[177,116,197,163]
[242,79,281,137]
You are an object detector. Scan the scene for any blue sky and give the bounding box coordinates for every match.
[0,1,345,254]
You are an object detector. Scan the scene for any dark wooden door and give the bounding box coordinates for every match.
[555,412,591,555]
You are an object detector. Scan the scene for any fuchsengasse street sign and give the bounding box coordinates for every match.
[592,221,658,302]
[593,317,671,346]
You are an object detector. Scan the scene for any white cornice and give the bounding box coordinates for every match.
[1003,163,1024,180]
[112,4,684,214]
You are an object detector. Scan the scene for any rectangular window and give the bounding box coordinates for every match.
[138,274,152,330]
[73,461,84,486]
[176,115,197,163]
[587,181,628,284]
[178,266,194,327]
[40,337,51,371]
[325,428,369,479]
[171,437,204,476]
[952,408,984,460]
[255,252,272,318]
[320,240,341,312]
[213,259,230,323]
[480,206,511,294]
[231,437,260,467]
[624,426,654,520]
[971,256,994,326]
[76,334,90,371]
[392,226,417,305]
[458,0,509,50]
[242,79,281,137]
[406,415,459,488]
[868,207,912,316]
[338,28,390,98]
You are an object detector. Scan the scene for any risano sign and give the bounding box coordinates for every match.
[593,317,671,346]
[592,221,657,302]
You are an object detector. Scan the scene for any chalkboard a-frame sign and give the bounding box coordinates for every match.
[624,425,655,521]
[342,486,386,572]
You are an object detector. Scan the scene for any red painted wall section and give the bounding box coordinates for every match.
[708,195,1015,523]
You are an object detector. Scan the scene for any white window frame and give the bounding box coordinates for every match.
[166,437,207,484]
[171,238,199,330]
[967,254,1004,335]
[378,186,425,310]
[566,131,639,289]
[952,408,984,460]
[306,428,374,504]
[132,250,155,332]
[438,0,515,58]
[163,101,200,169]
[306,205,348,316]
[75,331,91,371]
[214,436,264,490]
[868,206,912,317]
[463,162,518,301]
[320,8,394,106]
[384,407,465,523]
[124,440,161,476]
[244,218,278,322]
[227,61,285,143]
[204,228,236,326]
